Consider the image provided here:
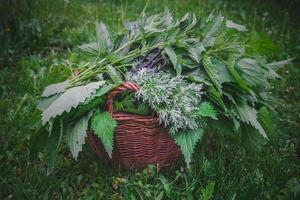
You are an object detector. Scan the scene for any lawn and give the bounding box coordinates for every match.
[0,0,299,199]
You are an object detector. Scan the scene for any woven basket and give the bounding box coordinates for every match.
[87,82,182,170]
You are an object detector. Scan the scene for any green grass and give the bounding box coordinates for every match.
[1,0,299,199]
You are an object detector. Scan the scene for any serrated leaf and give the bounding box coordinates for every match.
[164,46,181,74]
[173,128,204,167]
[83,83,115,105]
[41,81,70,97]
[42,81,105,124]
[188,43,206,63]
[237,58,268,87]
[226,54,252,93]
[206,86,226,111]
[267,58,294,68]
[197,102,218,120]
[91,110,117,158]
[96,22,112,53]
[66,111,94,160]
[106,65,123,83]
[202,54,222,93]
[163,9,173,27]
[226,20,246,32]
[235,103,268,139]
[202,14,223,47]
[113,35,130,56]
[37,94,60,111]
[258,106,274,136]
[213,58,234,83]
[78,42,99,55]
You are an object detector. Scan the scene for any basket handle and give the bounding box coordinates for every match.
[107,82,140,114]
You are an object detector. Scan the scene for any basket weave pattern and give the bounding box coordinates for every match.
[87,82,182,169]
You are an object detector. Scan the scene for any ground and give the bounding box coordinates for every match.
[0,0,299,199]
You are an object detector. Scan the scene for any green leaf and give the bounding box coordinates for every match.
[91,110,117,158]
[42,81,105,124]
[206,86,226,111]
[106,65,123,84]
[212,58,234,83]
[41,81,70,97]
[173,128,204,167]
[37,94,60,111]
[246,32,279,56]
[96,21,112,53]
[267,58,294,68]
[202,54,222,93]
[237,58,268,87]
[225,20,246,32]
[83,83,116,105]
[235,103,268,139]
[66,111,94,160]
[78,42,99,56]
[202,13,223,47]
[197,102,218,120]
[226,54,252,93]
[258,106,274,136]
[164,46,181,75]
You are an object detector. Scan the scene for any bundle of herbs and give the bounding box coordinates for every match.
[30,10,291,172]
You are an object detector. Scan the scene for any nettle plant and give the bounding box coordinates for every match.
[30,10,291,172]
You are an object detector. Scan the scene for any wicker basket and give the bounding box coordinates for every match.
[87,82,182,170]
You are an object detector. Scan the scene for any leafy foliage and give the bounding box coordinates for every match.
[173,128,204,167]
[91,110,117,158]
[197,102,218,120]
[66,111,94,160]
[42,81,105,124]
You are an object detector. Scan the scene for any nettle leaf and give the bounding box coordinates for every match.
[113,34,130,56]
[202,13,223,47]
[42,81,105,124]
[163,9,173,27]
[237,58,268,87]
[91,110,117,158]
[267,58,294,68]
[164,46,181,74]
[197,102,218,120]
[258,106,275,136]
[206,86,226,111]
[83,83,115,105]
[41,81,70,97]
[96,22,112,53]
[106,65,123,84]
[202,54,222,93]
[66,111,94,160]
[225,20,246,32]
[37,94,60,111]
[235,103,267,139]
[226,54,252,93]
[78,42,99,55]
[212,58,234,83]
[188,43,206,63]
[173,128,204,167]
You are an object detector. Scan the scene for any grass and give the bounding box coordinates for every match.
[0,0,299,199]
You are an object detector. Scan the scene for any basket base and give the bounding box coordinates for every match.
[87,128,182,170]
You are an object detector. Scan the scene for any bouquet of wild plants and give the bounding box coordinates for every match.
[30,10,291,172]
